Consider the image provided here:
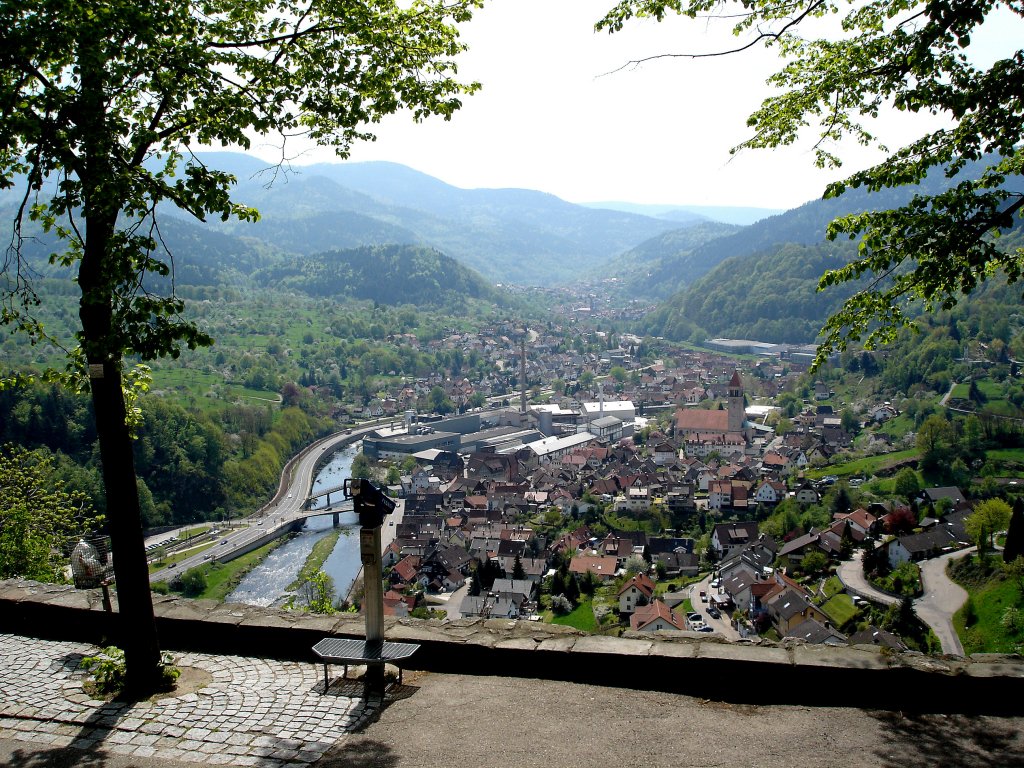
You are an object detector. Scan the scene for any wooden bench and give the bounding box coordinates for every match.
[312,637,420,690]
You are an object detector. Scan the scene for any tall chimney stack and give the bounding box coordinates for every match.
[520,331,527,415]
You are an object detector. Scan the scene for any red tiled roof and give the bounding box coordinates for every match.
[630,599,684,631]
[617,572,655,598]
[675,409,730,433]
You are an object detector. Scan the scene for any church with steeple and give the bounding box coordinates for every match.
[673,371,751,448]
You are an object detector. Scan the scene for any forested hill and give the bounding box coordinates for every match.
[640,239,863,343]
[636,159,1024,344]
[252,244,507,310]
[600,221,742,300]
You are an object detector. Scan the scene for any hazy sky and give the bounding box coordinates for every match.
[249,0,1022,210]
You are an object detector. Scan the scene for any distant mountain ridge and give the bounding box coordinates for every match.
[192,153,689,285]
[582,201,783,226]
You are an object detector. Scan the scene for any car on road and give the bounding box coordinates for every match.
[221,539,228,545]
[699,591,708,603]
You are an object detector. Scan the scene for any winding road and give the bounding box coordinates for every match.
[839,548,972,656]
[913,548,971,656]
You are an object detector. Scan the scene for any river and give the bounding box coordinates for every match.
[225,442,362,608]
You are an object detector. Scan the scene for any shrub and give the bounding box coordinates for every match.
[80,646,180,696]
[550,594,573,615]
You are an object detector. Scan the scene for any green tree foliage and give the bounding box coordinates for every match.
[350,452,373,480]
[642,241,863,344]
[800,550,828,577]
[916,415,955,473]
[893,468,922,501]
[301,570,337,615]
[386,465,401,486]
[1004,556,1024,597]
[177,566,208,598]
[966,498,1013,551]
[512,554,526,581]
[598,0,1024,368]
[0,0,481,692]
[254,245,504,310]
[624,554,648,575]
[0,444,101,581]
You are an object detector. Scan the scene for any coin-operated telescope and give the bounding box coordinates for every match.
[342,477,395,693]
[343,477,395,529]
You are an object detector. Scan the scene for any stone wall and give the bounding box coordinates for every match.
[1,579,1021,714]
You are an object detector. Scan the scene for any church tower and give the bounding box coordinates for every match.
[727,370,745,433]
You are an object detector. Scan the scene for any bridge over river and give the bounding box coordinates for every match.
[148,429,367,584]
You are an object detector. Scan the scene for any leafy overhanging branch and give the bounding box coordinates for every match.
[596,0,1024,369]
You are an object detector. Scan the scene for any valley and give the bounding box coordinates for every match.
[3,153,1024,656]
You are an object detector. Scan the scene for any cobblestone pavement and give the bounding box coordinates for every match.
[0,634,379,767]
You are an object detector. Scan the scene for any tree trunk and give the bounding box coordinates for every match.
[79,228,163,695]
[77,28,162,695]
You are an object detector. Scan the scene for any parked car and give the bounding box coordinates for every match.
[707,606,721,619]
[697,625,715,633]
[687,612,702,623]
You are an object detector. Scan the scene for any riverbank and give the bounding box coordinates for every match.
[153,534,293,601]
[286,529,342,592]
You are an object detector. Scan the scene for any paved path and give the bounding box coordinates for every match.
[5,633,1024,768]
[840,549,971,656]
[914,548,972,656]
[0,634,378,767]
[837,551,899,607]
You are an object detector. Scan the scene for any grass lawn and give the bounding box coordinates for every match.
[954,572,1024,654]
[987,448,1024,466]
[152,367,280,404]
[820,576,845,600]
[821,594,858,629]
[152,536,291,601]
[874,412,917,439]
[550,599,599,633]
[805,448,919,480]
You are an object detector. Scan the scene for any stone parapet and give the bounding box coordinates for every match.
[1,579,1021,714]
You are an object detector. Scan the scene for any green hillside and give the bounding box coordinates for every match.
[637,158,1024,345]
[641,239,862,343]
[252,244,507,310]
[602,221,741,299]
